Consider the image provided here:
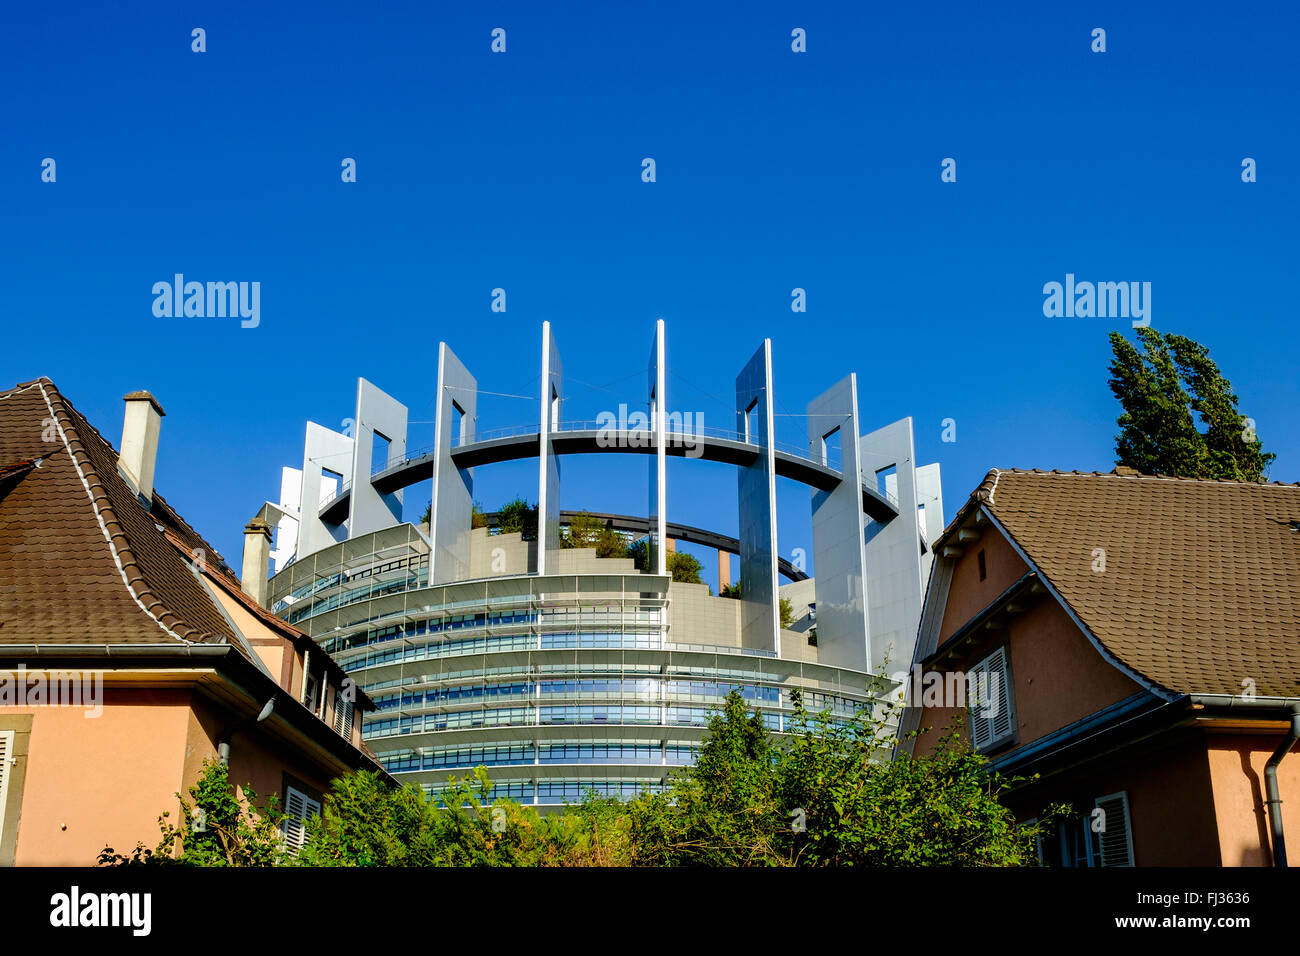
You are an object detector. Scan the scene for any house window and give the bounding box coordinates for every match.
[1035,794,1134,866]
[304,671,321,715]
[282,785,322,855]
[977,549,986,581]
[967,645,1014,752]
[1094,791,1135,866]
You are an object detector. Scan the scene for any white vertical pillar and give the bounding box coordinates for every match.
[296,422,354,559]
[349,378,408,538]
[431,343,477,584]
[647,319,667,576]
[735,340,780,655]
[806,374,871,672]
[537,321,563,575]
[860,417,923,676]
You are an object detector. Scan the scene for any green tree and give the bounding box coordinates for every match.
[99,758,288,867]
[667,551,703,584]
[562,512,630,559]
[1108,329,1274,480]
[625,690,1051,867]
[496,497,538,538]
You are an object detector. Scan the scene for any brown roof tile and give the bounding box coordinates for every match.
[0,378,237,648]
[975,468,1300,698]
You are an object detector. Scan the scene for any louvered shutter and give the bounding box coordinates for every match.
[967,646,1014,751]
[985,647,1014,745]
[282,786,322,855]
[0,731,12,836]
[333,697,354,739]
[1094,792,1135,866]
[967,658,992,750]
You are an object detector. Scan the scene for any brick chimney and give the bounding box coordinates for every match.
[119,391,165,505]
[242,519,272,608]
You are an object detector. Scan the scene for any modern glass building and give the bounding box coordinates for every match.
[270,524,887,806]
[251,321,944,808]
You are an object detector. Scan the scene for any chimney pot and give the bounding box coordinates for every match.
[119,391,165,504]
[242,518,273,608]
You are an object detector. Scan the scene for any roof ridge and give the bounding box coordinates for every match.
[34,380,218,645]
[994,467,1300,488]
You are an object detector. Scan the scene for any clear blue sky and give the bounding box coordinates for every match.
[3,1,1296,576]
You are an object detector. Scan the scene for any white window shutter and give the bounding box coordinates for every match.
[967,659,991,749]
[0,731,12,837]
[282,785,321,855]
[1094,792,1135,866]
[967,647,1014,751]
[334,696,354,738]
[986,647,1014,745]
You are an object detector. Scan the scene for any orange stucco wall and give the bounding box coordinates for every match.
[1007,728,1223,866]
[8,681,353,866]
[936,523,1029,647]
[13,687,193,866]
[915,592,1144,757]
[1207,734,1300,867]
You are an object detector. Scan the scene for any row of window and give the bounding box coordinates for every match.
[344,630,667,670]
[364,703,805,737]
[382,741,700,772]
[314,604,663,648]
[425,779,668,806]
[368,681,867,720]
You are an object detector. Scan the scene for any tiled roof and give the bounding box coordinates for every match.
[974,468,1300,698]
[0,378,240,649]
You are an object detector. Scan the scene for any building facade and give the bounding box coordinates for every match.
[0,379,384,866]
[901,467,1300,866]
[253,322,944,807]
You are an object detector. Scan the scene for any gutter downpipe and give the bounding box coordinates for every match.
[1265,710,1300,867]
[1190,695,1300,868]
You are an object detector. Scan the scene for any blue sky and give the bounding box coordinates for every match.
[3,1,1296,578]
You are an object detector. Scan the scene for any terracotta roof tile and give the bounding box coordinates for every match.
[979,468,1300,698]
[0,379,236,649]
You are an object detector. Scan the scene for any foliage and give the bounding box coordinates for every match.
[295,766,631,867]
[626,541,704,584]
[667,551,703,584]
[291,692,1047,868]
[471,500,489,529]
[623,691,1050,866]
[111,705,1049,868]
[561,511,630,558]
[496,497,538,538]
[99,758,288,867]
[1108,329,1274,480]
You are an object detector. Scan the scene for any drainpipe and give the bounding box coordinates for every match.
[1265,709,1300,867]
[217,697,277,766]
[1191,695,1300,868]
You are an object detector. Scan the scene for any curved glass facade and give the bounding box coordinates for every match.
[272,525,883,809]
